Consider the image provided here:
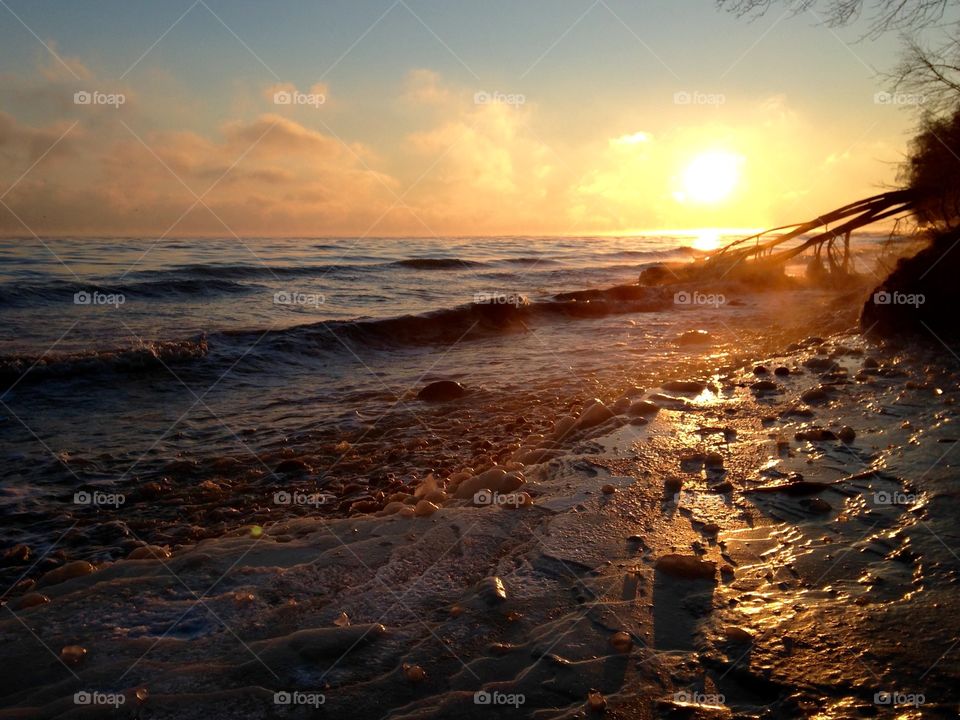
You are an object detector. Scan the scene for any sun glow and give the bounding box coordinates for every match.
[681,151,742,204]
[691,228,722,251]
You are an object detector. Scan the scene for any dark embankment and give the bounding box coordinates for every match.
[861,227,960,339]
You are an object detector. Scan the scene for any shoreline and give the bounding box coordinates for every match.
[3,320,958,718]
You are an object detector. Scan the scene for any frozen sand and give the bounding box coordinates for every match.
[2,334,960,718]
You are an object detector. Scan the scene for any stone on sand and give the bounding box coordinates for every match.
[37,560,95,587]
[655,553,716,580]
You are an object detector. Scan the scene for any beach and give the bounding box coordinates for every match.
[2,241,958,717]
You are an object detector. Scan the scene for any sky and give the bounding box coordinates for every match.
[0,0,932,237]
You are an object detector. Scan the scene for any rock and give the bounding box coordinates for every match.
[774,366,790,376]
[724,626,754,644]
[576,400,616,429]
[795,427,837,441]
[414,499,439,517]
[37,560,95,588]
[552,415,577,440]
[800,387,830,404]
[609,631,633,653]
[402,663,427,682]
[655,554,717,580]
[1,544,31,566]
[60,645,87,666]
[753,365,769,375]
[128,545,172,561]
[12,592,49,610]
[627,400,660,416]
[587,689,607,711]
[275,458,311,475]
[710,480,734,494]
[838,426,856,443]
[751,380,778,392]
[611,397,631,414]
[676,329,711,345]
[601,484,617,495]
[417,380,466,402]
[477,576,507,605]
[705,452,724,468]
[664,477,683,495]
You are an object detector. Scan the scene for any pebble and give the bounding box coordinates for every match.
[838,426,856,443]
[577,400,616,429]
[661,380,707,394]
[774,366,790,376]
[414,500,439,517]
[587,689,607,711]
[724,626,754,644]
[14,592,50,610]
[800,387,830,404]
[609,631,633,653]
[751,380,778,392]
[37,560,95,588]
[402,663,427,682]
[627,400,660,416]
[478,576,508,604]
[753,365,768,375]
[601,484,617,495]
[128,545,171,561]
[60,645,87,666]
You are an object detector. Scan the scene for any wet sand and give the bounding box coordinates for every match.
[2,327,959,718]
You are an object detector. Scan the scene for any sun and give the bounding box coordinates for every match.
[681,151,742,204]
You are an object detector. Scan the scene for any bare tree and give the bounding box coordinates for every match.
[718,0,953,38]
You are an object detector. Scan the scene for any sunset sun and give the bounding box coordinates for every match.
[681,150,743,204]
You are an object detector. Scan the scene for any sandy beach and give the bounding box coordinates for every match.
[4,309,957,719]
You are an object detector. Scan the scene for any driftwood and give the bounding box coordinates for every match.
[701,189,919,277]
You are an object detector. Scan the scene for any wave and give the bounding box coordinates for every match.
[0,337,209,387]
[390,258,485,269]
[242,282,674,350]
[0,278,260,307]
